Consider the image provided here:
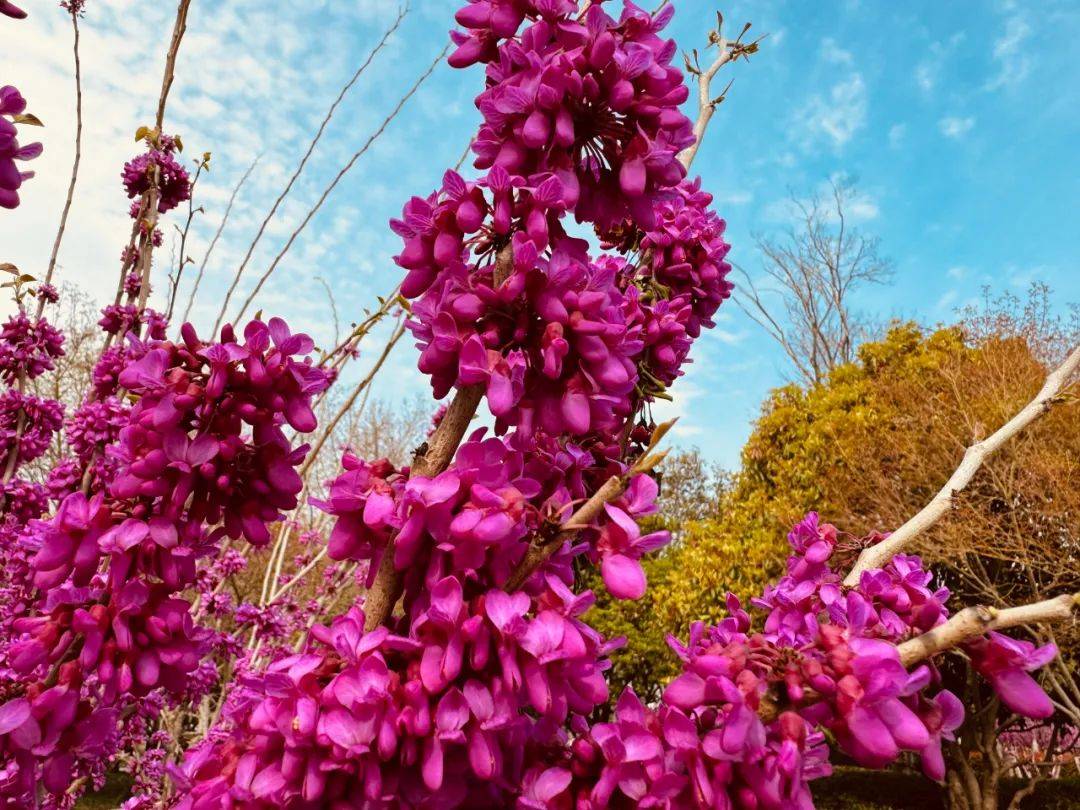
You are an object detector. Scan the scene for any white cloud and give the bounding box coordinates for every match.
[714,190,753,206]
[796,73,868,150]
[946,265,969,280]
[936,290,958,311]
[986,16,1032,90]
[763,180,879,225]
[939,115,975,139]
[820,37,854,66]
[914,33,965,95]
[888,123,906,148]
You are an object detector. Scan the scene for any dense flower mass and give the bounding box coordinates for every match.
[0,313,64,382]
[156,2,1064,808]
[0,312,331,803]
[0,0,1064,806]
[0,390,64,467]
[0,85,42,210]
[122,142,192,214]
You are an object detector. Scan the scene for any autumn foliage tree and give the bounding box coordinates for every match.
[593,286,1080,804]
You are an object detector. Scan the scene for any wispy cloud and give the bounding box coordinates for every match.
[939,115,975,139]
[888,123,906,148]
[796,73,868,150]
[936,289,959,311]
[763,179,879,225]
[820,37,854,66]
[986,15,1033,90]
[915,33,966,95]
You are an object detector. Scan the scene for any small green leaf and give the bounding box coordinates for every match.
[174,134,184,152]
[13,113,43,127]
[135,125,150,142]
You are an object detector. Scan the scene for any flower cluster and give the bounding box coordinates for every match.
[171,582,615,807]
[0,85,41,210]
[122,140,192,214]
[397,1,732,432]
[0,314,331,803]
[0,312,64,383]
[0,390,63,468]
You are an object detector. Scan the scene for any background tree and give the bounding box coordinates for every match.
[736,178,892,385]
[591,285,1080,804]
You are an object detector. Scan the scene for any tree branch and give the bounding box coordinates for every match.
[896,593,1080,668]
[844,343,1080,584]
[676,14,761,169]
[362,244,513,631]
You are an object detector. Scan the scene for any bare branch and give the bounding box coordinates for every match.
[299,317,406,480]
[155,0,190,131]
[231,41,449,326]
[39,8,84,319]
[211,5,409,335]
[180,154,259,328]
[897,593,1080,668]
[677,14,762,169]
[739,180,891,385]
[845,343,1080,584]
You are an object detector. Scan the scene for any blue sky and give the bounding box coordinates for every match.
[2,0,1077,468]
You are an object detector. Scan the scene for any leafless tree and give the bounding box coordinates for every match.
[737,178,892,385]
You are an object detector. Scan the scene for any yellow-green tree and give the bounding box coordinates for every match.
[590,290,1080,722]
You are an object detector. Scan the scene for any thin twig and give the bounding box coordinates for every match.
[230,42,449,326]
[179,154,259,328]
[211,5,409,335]
[299,317,406,481]
[166,159,206,320]
[39,8,84,319]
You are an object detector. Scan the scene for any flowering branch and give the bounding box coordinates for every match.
[504,440,671,592]
[360,243,508,629]
[897,593,1080,667]
[844,342,1080,584]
